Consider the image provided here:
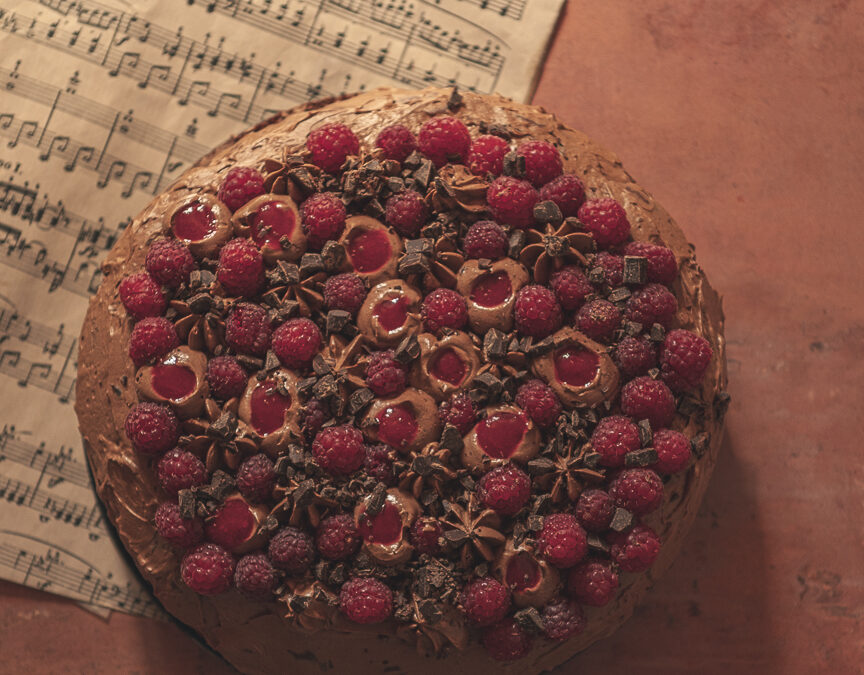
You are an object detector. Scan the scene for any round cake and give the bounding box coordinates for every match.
[75,87,727,674]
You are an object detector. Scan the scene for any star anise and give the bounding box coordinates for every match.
[395,594,468,656]
[399,236,464,291]
[519,218,595,284]
[269,476,339,528]
[530,441,605,503]
[441,494,505,567]
[180,398,257,472]
[309,334,369,416]
[261,261,325,318]
[397,442,459,499]
[169,293,227,354]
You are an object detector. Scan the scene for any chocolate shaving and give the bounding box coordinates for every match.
[625,448,658,468]
[508,229,526,258]
[178,489,196,519]
[610,507,634,532]
[649,323,666,343]
[608,287,632,303]
[439,425,463,452]
[365,483,388,516]
[349,388,374,415]
[527,457,555,475]
[637,419,653,446]
[514,607,545,634]
[623,256,647,285]
[526,514,543,532]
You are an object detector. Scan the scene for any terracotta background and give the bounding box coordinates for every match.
[2,1,863,673]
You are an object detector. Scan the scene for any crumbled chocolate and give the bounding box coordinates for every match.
[514,607,545,634]
[325,310,351,335]
[320,241,346,272]
[365,482,388,516]
[502,151,527,178]
[178,489,196,519]
[439,425,463,452]
[609,508,634,532]
[649,323,666,343]
[483,328,507,360]
[637,419,653,446]
[607,287,631,303]
[207,410,237,441]
[623,256,647,285]
[299,254,325,277]
[624,448,658,468]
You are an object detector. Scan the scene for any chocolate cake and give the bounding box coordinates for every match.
[75,87,728,674]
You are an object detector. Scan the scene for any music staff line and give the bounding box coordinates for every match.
[0,475,105,537]
[0,305,77,360]
[0,337,78,401]
[424,0,527,21]
[0,425,90,490]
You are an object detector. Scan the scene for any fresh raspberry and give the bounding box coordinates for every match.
[384,189,428,237]
[463,220,508,260]
[625,283,678,329]
[145,238,195,288]
[620,376,676,428]
[422,288,468,334]
[181,543,235,595]
[575,489,615,532]
[128,317,178,367]
[236,453,275,502]
[302,397,329,439]
[486,176,539,230]
[306,123,359,173]
[157,448,207,496]
[578,198,631,249]
[515,379,561,428]
[365,350,407,397]
[514,285,561,338]
[623,241,678,285]
[461,577,511,626]
[339,577,393,624]
[516,140,563,187]
[467,135,510,176]
[217,166,266,212]
[660,328,713,391]
[541,598,586,641]
[438,392,477,434]
[482,619,533,661]
[311,425,365,475]
[590,415,641,468]
[652,428,692,474]
[476,465,531,516]
[268,526,315,574]
[234,553,278,600]
[539,174,586,217]
[576,299,622,341]
[119,273,166,320]
[316,514,361,560]
[550,265,592,311]
[154,502,203,548]
[614,336,658,377]
[272,317,322,370]
[217,238,264,297]
[323,273,367,315]
[124,403,180,456]
[417,116,471,167]
[567,559,619,606]
[364,443,396,485]
[205,356,247,400]
[225,302,272,356]
[592,251,624,286]
[610,523,661,573]
[375,124,417,163]
[609,468,663,515]
[537,513,588,568]
[300,192,347,250]
[410,517,443,554]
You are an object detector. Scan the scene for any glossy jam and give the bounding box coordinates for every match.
[376,404,418,452]
[251,201,296,249]
[430,348,467,385]
[347,228,391,273]
[373,296,410,331]
[205,499,256,550]
[358,501,402,545]
[506,553,542,591]
[470,271,512,308]
[151,364,196,400]
[554,346,600,387]
[172,201,217,240]
[476,412,527,458]
[250,381,291,435]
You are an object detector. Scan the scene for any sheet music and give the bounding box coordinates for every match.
[0,0,563,616]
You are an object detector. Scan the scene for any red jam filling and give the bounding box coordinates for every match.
[347,228,391,273]
[476,412,527,458]
[250,381,291,435]
[506,553,542,591]
[205,499,256,550]
[151,364,196,400]
[358,501,403,545]
[430,348,467,385]
[373,296,410,331]
[172,200,217,241]
[376,404,418,452]
[470,271,512,308]
[554,346,600,387]
[251,201,296,249]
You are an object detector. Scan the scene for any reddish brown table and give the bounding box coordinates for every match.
[3,2,862,673]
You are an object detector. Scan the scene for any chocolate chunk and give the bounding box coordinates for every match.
[587,534,610,554]
[623,256,647,285]
[637,419,653,446]
[483,328,507,360]
[413,159,434,190]
[312,374,339,400]
[325,309,351,334]
[691,431,711,457]
[526,514,544,532]
[649,323,666,343]
[502,151,526,178]
[678,395,703,416]
[189,269,216,290]
[583,452,602,469]
[288,444,305,467]
[526,336,555,357]
[299,253,325,277]
[394,334,420,364]
[296,376,317,398]
[287,166,319,195]
[625,448,658,467]
[534,201,563,227]
[587,265,606,284]
[610,507,634,532]
[608,287,632,303]
[403,151,423,170]
[209,470,236,501]
[404,238,434,256]
[349,388,374,415]
[207,411,237,441]
[262,350,280,373]
[385,176,405,194]
[178,490,196,519]
[439,424,463,452]
[364,198,385,220]
[267,260,300,286]
[446,87,463,111]
[365,482,388,516]
[274,455,291,477]
[514,607,545,634]
[623,320,643,336]
[312,354,333,376]
[526,457,555,475]
[398,251,430,276]
[485,123,511,139]
[320,241,346,271]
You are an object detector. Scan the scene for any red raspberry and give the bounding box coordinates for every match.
[609,468,663,515]
[306,123,359,173]
[339,578,394,625]
[422,288,467,334]
[610,523,661,572]
[482,619,533,661]
[157,448,207,496]
[567,559,619,606]
[300,192,347,250]
[463,220,508,260]
[514,285,561,338]
[652,428,692,474]
[516,140,563,187]
[225,302,272,356]
[537,513,588,568]
[206,356,247,400]
[217,166,266,212]
[417,116,471,167]
[125,403,179,456]
[590,415,640,468]
[303,397,329,439]
[476,465,531,516]
[621,376,676,428]
[181,543,235,595]
[234,552,278,600]
[272,317,322,370]
[384,189,428,237]
[145,238,195,288]
[578,198,631,249]
[467,135,510,176]
[625,283,678,329]
[515,379,561,428]
[542,598,586,641]
[316,514,361,560]
[217,238,264,297]
[154,502,203,548]
[438,392,477,434]
[623,241,678,285]
[312,425,365,475]
[268,526,315,574]
[539,174,585,217]
[410,516,443,554]
[236,453,275,502]
[614,336,658,377]
[365,350,407,397]
[486,176,539,229]
[575,488,615,532]
[323,273,367,315]
[660,328,713,391]
[593,251,624,286]
[119,273,166,320]
[461,577,511,626]
[128,317,178,367]
[364,443,396,485]
[576,299,621,341]
[375,124,416,163]
[550,265,592,311]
